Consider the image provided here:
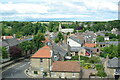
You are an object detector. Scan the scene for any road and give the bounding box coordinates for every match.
[2,59,30,78]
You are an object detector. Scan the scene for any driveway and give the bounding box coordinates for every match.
[2,59,30,79]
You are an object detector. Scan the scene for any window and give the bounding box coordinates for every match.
[40,67,43,71]
[34,71,38,74]
[61,73,65,78]
[40,58,43,62]
[97,49,99,52]
[72,73,75,77]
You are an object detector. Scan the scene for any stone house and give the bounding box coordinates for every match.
[52,43,68,61]
[51,61,82,78]
[29,45,82,78]
[104,57,120,79]
[79,47,100,57]
[67,36,84,56]
[29,46,53,77]
[82,31,97,43]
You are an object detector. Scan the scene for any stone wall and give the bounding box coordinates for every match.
[51,72,80,78]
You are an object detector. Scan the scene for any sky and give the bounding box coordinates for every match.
[0,0,119,21]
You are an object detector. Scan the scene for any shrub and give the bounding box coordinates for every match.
[95,64,104,71]
[97,70,107,77]
[54,38,59,43]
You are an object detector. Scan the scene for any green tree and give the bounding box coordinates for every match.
[33,31,45,50]
[54,38,59,43]
[19,41,34,57]
[100,44,119,58]
[96,36,104,42]
[57,32,64,41]
[1,47,9,59]
[54,32,64,43]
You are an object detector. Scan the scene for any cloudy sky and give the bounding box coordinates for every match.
[0,0,119,21]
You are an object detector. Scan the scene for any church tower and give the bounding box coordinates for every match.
[59,22,62,32]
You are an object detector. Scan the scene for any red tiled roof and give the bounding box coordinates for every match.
[84,43,96,47]
[52,61,80,72]
[31,46,51,58]
[1,36,13,39]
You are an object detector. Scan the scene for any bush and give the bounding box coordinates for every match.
[97,70,107,77]
[84,63,92,69]
[87,56,101,64]
[95,64,104,71]
[54,38,59,43]
[71,56,79,60]
[71,55,89,61]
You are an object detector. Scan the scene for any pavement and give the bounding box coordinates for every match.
[2,59,30,78]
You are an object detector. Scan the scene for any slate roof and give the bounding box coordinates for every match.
[2,40,9,47]
[69,36,83,45]
[107,57,120,68]
[52,43,67,57]
[19,38,33,43]
[106,41,120,45]
[52,61,80,72]
[70,46,82,52]
[84,47,96,50]
[97,41,120,45]
[2,38,20,47]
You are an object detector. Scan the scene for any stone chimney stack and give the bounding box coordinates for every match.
[3,36,6,39]
[67,41,71,56]
[13,34,16,38]
[106,55,109,62]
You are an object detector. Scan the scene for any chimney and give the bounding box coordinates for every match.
[3,36,6,39]
[106,55,109,62]
[67,41,70,56]
[13,34,16,38]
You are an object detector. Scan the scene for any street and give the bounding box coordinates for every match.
[2,59,30,78]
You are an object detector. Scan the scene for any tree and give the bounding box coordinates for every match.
[57,32,64,41]
[1,47,9,59]
[100,44,119,58]
[54,32,64,43]
[9,46,22,59]
[96,36,104,42]
[54,38,59,43]
[33,31,45,50]
[19,41,34,57]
